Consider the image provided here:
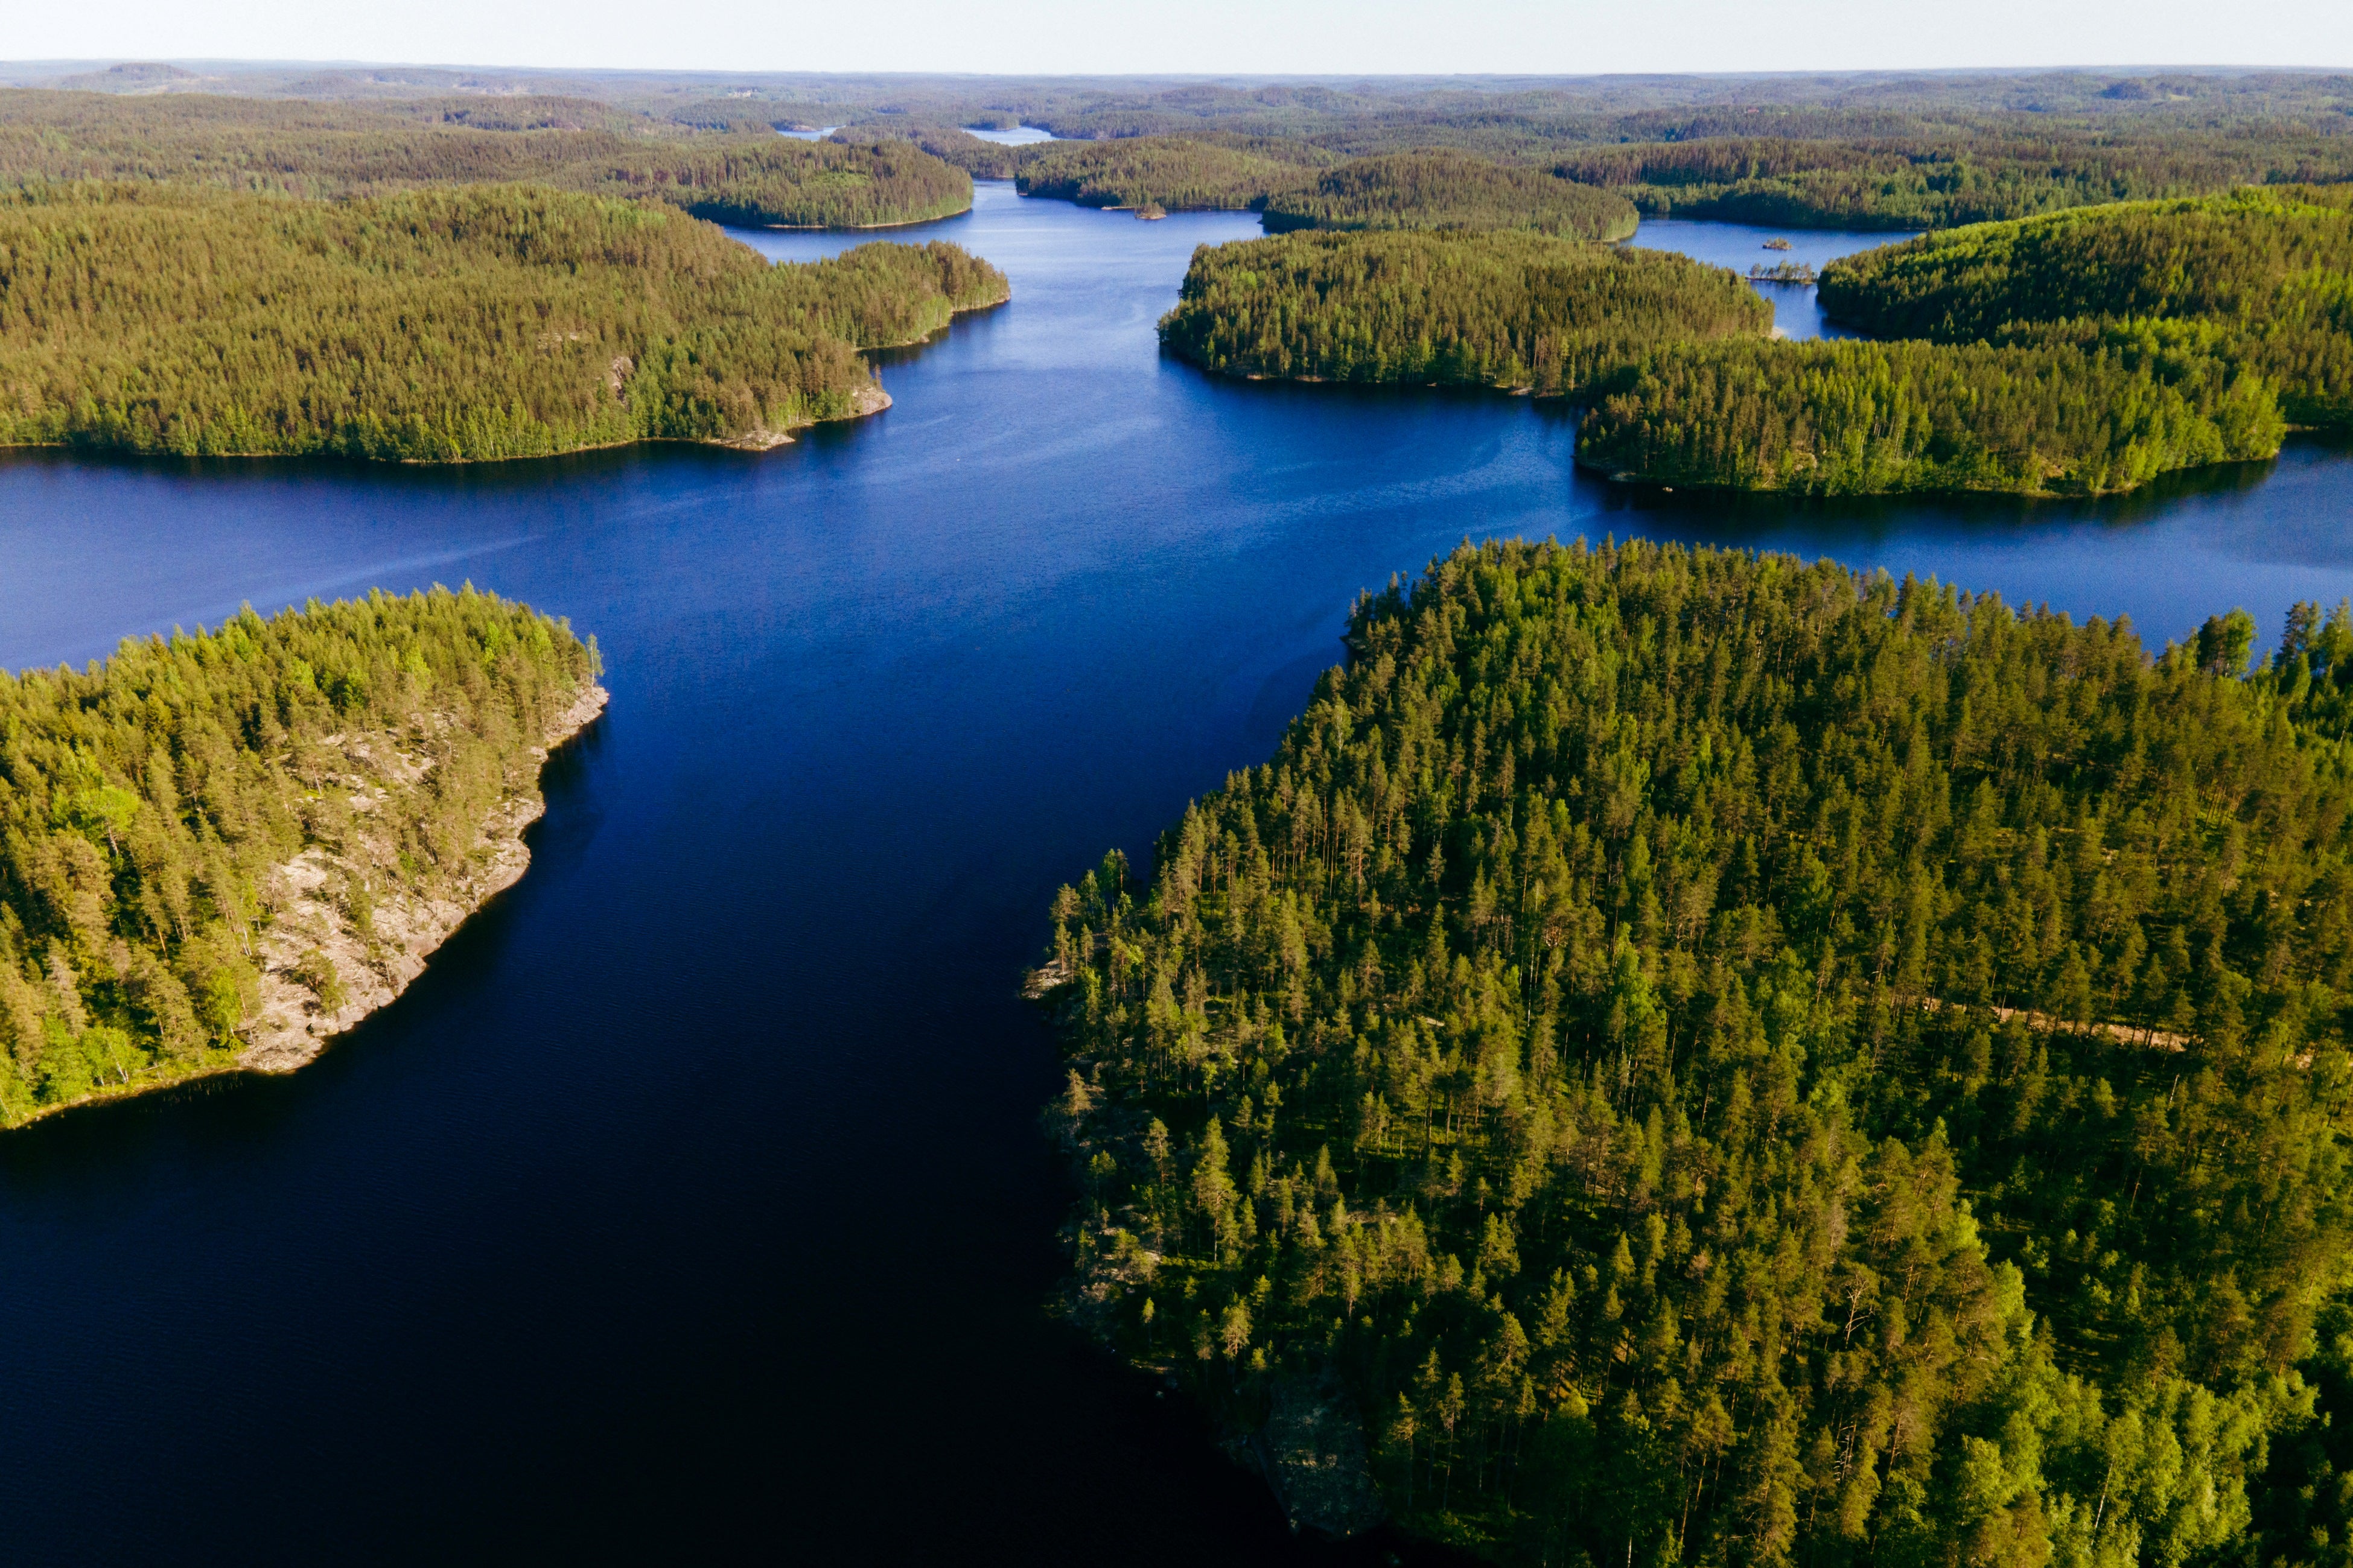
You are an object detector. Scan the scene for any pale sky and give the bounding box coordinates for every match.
[7,0,2347,77]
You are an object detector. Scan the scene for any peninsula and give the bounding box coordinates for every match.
[1575,183,2352,497]
[1038,538,2353,1558]
[0,589,604,1123]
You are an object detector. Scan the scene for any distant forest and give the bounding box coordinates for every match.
[0,183,1006,461]
[1262,153,1639,241]
[754,71,2353,232]
[0,92,975,229]
[1015,135,1326,211]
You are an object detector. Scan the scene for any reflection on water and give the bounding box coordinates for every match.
[1629,215,1912,339]
[0,182,2347,1564]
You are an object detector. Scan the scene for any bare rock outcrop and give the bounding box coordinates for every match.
[239,684,608,1073]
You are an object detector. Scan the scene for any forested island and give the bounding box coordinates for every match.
[1579,184,2352,497]
[22,71,2348,236]
[1157,177,2349,499]
[1260,152,1638,241]
[0,588,603,1123]
[1039,537,2353,1562]
[1158,230,1768,395]
[0,183,1007,461]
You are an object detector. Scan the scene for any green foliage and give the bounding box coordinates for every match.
[0,182,1006,462]
[1043,538,2353,1563]
[1016,135,1325,211]
[1578,335,2285,496]
[1820,186,2353,428]
[1261,151,1638,241]
[0,90,975,229]
[562,137,972,229]
[1587,185,2353,497]
[1554,127,2353,230]
[0,587,597,1124]
[1159,230,1769,396]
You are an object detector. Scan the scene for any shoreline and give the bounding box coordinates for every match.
[757,203,974,230]
[0,390,899,466]
[859,281,1015,350]
[2,683,611,1128]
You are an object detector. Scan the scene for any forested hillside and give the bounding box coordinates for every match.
[1552,124,2353,229]
[1820,186,2353,427]
[1576,336,2285,496]
[1040,538,2353,1563]
[0,588,597,1123]
[1159,230,1768,396]
[1261,152,1637,241]
[0,183,1006,461]
[0,90,975,228]
[1016,135,1323,211]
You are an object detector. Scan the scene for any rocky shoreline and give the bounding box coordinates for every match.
[240,683,610,1074]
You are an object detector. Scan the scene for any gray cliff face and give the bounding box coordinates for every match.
[241,684,609,1073]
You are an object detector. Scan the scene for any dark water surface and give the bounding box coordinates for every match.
[2,183,2351,1564]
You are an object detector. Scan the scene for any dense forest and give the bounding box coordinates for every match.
[927,78,2353,230]
[0,588,597,1123]
[16,72,2349,232]
[0,182,1006,461]
[1158,230,1768,396]
[1550,125,2353,230]
[0,90,975,228]
[1015,135,1323,211]
[1575,336,2286,497]
[1570,183,2351,498]
[1261,152,1637,241]
[1819,186,2353,428]
[1039,537,2353,1564]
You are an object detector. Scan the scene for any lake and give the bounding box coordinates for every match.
[1,182,2347,1563]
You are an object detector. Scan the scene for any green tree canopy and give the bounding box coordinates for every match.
[0,182,1006,462]
[1043,538,2353,1563]
[1159,229,1768,397]
[0,588,598,1123]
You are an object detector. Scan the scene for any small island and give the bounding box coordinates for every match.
[1037,537,2353,1557]
[1157,228,1769,396]
[0,184,1007,462]
[0,589,605,1123]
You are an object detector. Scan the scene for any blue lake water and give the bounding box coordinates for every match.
[1,180,2349,1561]
[969,124,1057,144]
[1629,215,1909,338]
